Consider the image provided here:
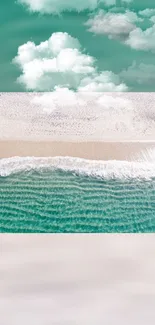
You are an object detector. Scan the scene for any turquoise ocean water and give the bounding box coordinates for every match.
[0,157,155,233]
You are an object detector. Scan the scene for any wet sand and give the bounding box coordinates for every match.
[0,140,155,160]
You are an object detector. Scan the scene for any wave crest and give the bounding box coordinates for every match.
[0,156,155,180]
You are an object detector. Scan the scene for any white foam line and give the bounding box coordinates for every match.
[0,156,155,180]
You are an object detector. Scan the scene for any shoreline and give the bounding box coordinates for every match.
[0,141,155,161]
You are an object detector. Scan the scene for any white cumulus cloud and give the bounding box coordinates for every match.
[125,24,155,51]
[139,9,155,17]
[85,10,142,40]
[86,9,155,52]
[13,32,95,91]
[13,32,127,92]
[78,72,127,91]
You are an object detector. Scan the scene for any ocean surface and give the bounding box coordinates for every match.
[0,156,155,233]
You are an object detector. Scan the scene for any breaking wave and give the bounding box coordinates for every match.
[0,155,155,180]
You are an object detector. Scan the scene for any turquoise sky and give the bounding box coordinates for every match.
[1,0,155,91]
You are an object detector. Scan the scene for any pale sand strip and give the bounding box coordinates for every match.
[0,141,155,160]
[1,235,155,325]
[1,93,155,143]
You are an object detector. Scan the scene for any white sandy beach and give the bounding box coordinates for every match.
[1,234,155,325]
[0,93,155,160]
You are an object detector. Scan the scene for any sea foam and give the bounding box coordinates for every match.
[0,156,155,180]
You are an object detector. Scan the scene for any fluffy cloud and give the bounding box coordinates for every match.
[86,9,155,52]
[78,72,127,91]
[13,32,127,91]
[139,9,155,17]
[125,24,155,51]
[120,61,155,85]
[85,10,142,40]
[13,32,95,91]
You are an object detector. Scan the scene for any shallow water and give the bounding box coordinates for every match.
[0,166,155,232]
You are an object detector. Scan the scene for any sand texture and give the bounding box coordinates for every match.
[0,92,155,142]
[0,140,155,160]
